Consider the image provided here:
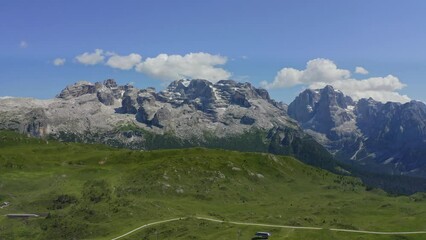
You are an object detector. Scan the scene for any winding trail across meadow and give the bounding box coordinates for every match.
[111,216,426,239]
[110,218,182,240]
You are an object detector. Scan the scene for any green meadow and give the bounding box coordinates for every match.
[1,131,426,240]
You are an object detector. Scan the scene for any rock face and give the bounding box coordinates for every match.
[57,79,126,106]
[4,79,426,177]
[116,79,288,136]
[355,99,426,173]
[56,81,97,99]
[289,85,426,176]
[0,79,337,172]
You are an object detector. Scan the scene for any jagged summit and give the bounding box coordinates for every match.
[0,78,302,150]
[54,78,284,125]
[3,80,426,177]
[57,79,128,105]
[288,85,355,133]
[117,78,289,130]
[56,79,274,106]
[56,80,97,99]
[288,85,426,176]
[1,78,339,173]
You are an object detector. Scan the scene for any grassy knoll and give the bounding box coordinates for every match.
[1,131,426,239]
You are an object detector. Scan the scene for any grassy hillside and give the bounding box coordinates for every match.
[60,125,341,175]
[1,131,426,239]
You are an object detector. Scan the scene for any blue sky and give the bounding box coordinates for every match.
[1,0,426,103]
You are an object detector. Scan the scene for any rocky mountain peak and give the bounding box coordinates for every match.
[165,79,214,102]
[103,79,118,88]
[114,78,293,130]
[57,79,124,105]
[287,89,321,123]
[288,85,426,175]
[319,85,354,108]
[288,85,359,159]
[4,78,426,178]
[154,79,274,109]
[405,101,426,119]
[288,85,355,132]
[56,81,97,100]
[321,84,335,93]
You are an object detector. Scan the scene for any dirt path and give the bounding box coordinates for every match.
[110,218,182,240]
[111,216,426,239]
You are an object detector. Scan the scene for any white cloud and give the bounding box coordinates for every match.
[53,58,66,66]
[73,50,230,82]
[19,40,28,48]
[75,49,105,65]
[355,66,369,75]
[135,52,231,82]
[261,58,410,103]
[261,59,350,88]
[106,53,142,70]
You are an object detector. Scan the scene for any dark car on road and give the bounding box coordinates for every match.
[252,231,271,239]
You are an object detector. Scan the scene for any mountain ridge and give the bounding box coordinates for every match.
[2,78,426,180]
[289,85,426,177]
[0,79,338,173]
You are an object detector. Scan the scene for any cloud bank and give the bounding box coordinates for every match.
[75,49,105,65]
[261,58,409,103]
[135,52,230,82]
[106,53,142,70]
[74,49,231,82]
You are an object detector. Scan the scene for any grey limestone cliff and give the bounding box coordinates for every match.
[1,79,335,171]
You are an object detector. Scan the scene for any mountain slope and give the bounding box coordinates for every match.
[1,131,426,240]
[2,79,426,180]
[0,79,339,172]
[289,85,426,177]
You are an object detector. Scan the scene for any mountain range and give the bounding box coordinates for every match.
[289,86,426,177]
[1,78,426,181]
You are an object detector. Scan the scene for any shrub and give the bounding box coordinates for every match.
[49,194,78,210]
[82,180,112,203]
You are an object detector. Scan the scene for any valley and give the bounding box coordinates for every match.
[1,131,426,239]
